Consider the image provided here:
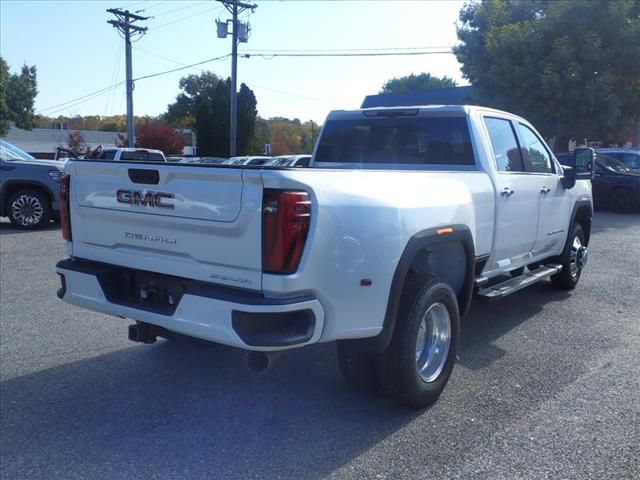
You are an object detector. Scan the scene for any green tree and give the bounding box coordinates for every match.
[208,79,230,156]
[0,57,38,136]
[379,73,457,94]
[165,71,258,157]
[164,71,221,129]
[237,83,257,154]
[454,0,640,145]
[248,116,269,154]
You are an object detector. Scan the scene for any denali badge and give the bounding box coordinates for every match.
[117,189,175,209]
[210,273,252,285]
[124,232,177,244]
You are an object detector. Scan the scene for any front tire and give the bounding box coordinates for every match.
[8,189,52,229]
[551,223,586,290]
[377,276,460,408]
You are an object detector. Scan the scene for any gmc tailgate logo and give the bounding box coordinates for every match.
[116,190,175,209]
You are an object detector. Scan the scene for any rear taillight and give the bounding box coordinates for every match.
[262,190,311,274]
[59,175,71,241]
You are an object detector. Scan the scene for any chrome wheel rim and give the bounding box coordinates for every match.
[415,302,451,383]
[569,235,583,279]
[11,195,44,226]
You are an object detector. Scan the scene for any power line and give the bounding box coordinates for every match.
[132,47,335,104]
[133,45,207,71]
[134,0,171,13]
[104,41,124,115]
[38,53,230,116]
[250,84,332,104]
[151,1,209,18]
[133,54,231,81]
[241,50,453,59]
[120,0,148,9]
[37,43,452,117]
[149,5,219,30]
[242,46,454,53]
[40,87,125,117]
[39,82,125,114]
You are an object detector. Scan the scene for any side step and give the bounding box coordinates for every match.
[476,264,562,300]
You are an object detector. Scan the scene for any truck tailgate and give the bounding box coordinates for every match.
[67,161,263,290]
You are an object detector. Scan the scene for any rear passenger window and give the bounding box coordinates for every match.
[484,117,524,172]
[121,151,149,161]
[148,153,165,162]
[623,153,640,169]
[517,124,554,173]
[101,150,117,160]
[315,116,475,167]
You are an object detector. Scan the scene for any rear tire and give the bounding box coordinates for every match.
[551,224,585,290]
[377,275,460,408]
[8,189,52,229]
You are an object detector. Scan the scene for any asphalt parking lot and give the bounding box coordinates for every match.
[1,212,639,480]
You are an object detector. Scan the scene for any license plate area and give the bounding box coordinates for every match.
[97,268,188,315]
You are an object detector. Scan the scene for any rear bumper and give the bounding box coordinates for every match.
[56,259,325,351]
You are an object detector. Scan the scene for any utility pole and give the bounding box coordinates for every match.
[107,8,148,148]
[216,0,257,156]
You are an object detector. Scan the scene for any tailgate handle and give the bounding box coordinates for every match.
[128,169,159,185]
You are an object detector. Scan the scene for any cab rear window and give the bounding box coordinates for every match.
[315,116,475,167]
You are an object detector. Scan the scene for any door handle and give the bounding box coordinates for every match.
[501,187,515,197]
[540,186,551,194]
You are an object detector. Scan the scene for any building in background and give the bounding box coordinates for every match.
[2,126,197,158]
[3,127,120,158]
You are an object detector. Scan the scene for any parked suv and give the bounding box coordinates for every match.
[0,140,65,229]
[595,148,640,171]
[557,152,640,213]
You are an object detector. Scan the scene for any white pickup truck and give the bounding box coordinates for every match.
[56,105,594,408]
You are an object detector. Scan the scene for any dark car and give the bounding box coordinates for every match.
[595,148,640,171]
[0,140,65,229]
[592,155,640,212]
[557,152,640,213]
[198,157,227,164]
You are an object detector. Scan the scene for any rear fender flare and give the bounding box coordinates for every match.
[361,224,476,353]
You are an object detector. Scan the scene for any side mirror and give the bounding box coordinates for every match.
[561,147,594,189]
[574,147,595,180]
[561,165,576,189]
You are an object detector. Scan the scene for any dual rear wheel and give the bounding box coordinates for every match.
[339,223,587,407]
[338,275,460,408]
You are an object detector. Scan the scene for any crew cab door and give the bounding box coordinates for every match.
[515,122,571,257]
[483,116,539,270]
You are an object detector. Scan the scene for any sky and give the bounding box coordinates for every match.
[1,0,468,125]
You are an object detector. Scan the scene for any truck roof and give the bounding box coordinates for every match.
[327,105,526,121]
[103,147,164,154]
